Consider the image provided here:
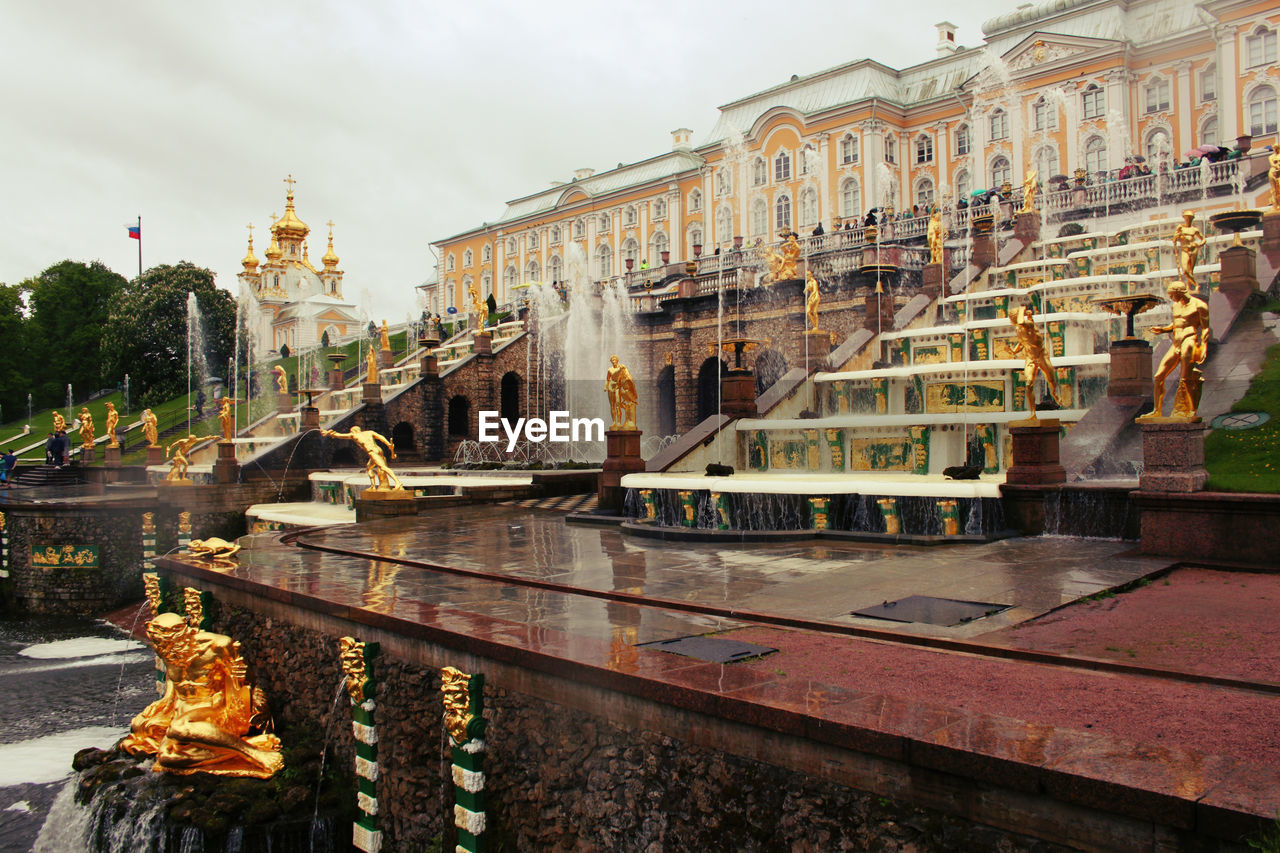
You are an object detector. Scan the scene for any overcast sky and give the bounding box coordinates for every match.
[1,0,1014,322]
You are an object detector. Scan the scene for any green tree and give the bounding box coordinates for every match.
[102,262,237,407]
[25,260,127,408]
[0,283,31,419]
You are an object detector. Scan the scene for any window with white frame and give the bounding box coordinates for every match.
[774,150,792,182]
[839,178,860,219]
[525,259,540,282]
[596,243,612,278]
[750,199,767,236]
[1199,65,1216,102]
[916,178,935,208]
[991,156,1011,189]
[774,194,792,231]
[528,231,539,250]
[839,133,859,164]
[1200,116,1219,147]
[1084,136,1107,174]
[506,238,517,254]
[503,266,516,290]
[462,274,473,296]
[716,205,733,243]
[463,249,473,267]
[884,134,896,163]
[688,188,702,213]
[651,231,668,263]
[446,253,456,272]
[445,280,455,309]
[752,157,767,186]
[1144,78,1170,114]
[915,134,934,164]
[1246,26,1277,68]
[621,238,639,264]
[1032,97,1057,131]
[1144,129,1171,159]
[717,168,732,196]
[955,169,971,200]
[624,206,637,227]
[599,214,610,232]
[482,243,492,263]
[955,124,971,156]
[989,109,1009,141]
[1082,84,1105,119]
[800,144,815,175]
[548,255,562,283]
[1033,145,1058,181]
[550,226,561,244]
[573,220,585,240]
[689,226,703,251]
[653,198,667,220]
[1249,85,1278,136]
[799,188,818,226]
[481,273,492,298]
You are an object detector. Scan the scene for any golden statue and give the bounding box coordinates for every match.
[379,320,391,352]
[272,365,287,394]
[1138,280,1211,421]
[119,612,282,778]
[1009,304,1060,412]
[104,402,119,448]
[804,270,821,332]
[52,411,66,433]
[322,425,404,491]
[927,210,943,265]
[441,666,482,745]
[365,343,379,384]
[218,398,234,441]
[339,637,371,704]
[764,230,801,282]
[140,408,159,447]
[1269,147,1280,211]
[1020,168,1038,213]
[604,355,638,430]
[166,434,203,482]
[1172,210,1206,290]
[469,286,486,326]
[78,408,94,448]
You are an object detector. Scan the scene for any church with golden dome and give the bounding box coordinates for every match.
[237,176,361,358]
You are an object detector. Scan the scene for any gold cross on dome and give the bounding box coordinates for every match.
[326,219,335,237]
[246,223,254,240]
[283,174,296,194]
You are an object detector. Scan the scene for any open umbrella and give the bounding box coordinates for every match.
[1199,144,1221,153]
[1131,155,1146,163]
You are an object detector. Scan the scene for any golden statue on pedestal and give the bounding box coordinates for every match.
[764,230,801,283]
[804,270,821,332]
[78,408,94,448]
[365,344,379,385]
[272,365,288,394]
[119,612,282,778]
[1138,280,1211,421]
[218,398,234,441]
[166,434,203,482]
[323,425,404,491]
[1269,148,1280,211]
[1172,210,1206,290]
[104,402,119,448]
[1020,168,1038,213]
[52,411,66,433]
[1010,304,1060,413]
[469,286,487,328]
[927,210,943,265]
[379,320,391,351]
[140,408,159,447]
[605,355,638,430]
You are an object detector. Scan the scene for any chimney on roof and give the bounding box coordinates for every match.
[573,168,595,181]
[671,128,693,152]
[935,21,959,56]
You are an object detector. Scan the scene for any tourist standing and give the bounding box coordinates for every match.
[0,449,16,487]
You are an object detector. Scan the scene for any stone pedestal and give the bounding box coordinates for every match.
[1107,338,1153,397]
[472,332,492,356]
[599,429,644,513]
[1014,211,1041,244]
[146,445,165,467]
[212,440,240,485]
[720,370,756,418]
[1218,244,1260,298]
[922,263,944,301]
[1261,210,1280,258]
[362,382,382,405]
[80,446,94,465]
[970,230,995,269]
[354,489,416,523]
[420,353,438,378]
[801,329,831,373]
[1006,419,1065,485]
[103,445,121,468]
[1138,420,1207,492]
[677,279,697,299]
[299,406,320,432]
[863,288,896,334]
[328,368,345,391]
[377,348,394,370]
[276,392,292,414]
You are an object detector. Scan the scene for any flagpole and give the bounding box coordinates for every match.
[137,215,142,277]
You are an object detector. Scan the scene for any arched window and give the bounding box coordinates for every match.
[482,243,492,263]
[481,273,492,298]
[446,253,456,272]
[1084,136,1107,175]
[991,156,1011,189]
[750,198,767,236]
[1248,85,1278,136]
[595,243,613,278]
[955,124,971,156]
[463,249,473,267]
[550,226,561,243]
[916,177,935,208]
[599,214,611,232]
[884,134,896,163]
[525,259,540,283]
[651,231,668,264]
[774,194,792,231]
[839,178,861,219]
[1143,77,1170,114]
[717,168,732,196]
[1033,145,1058,181]
[688,188,702,213]
[1199,64,1216,102]
[528,231,539,250]
[548,255,562,283]
[462,274,473,297]
[1200,116,1219,147]
[955,169,971,200]
[1032,97,1057,131]
[774,150,791,182]
[1081,83,1105,119]
[621,237,639,264]
[839,133,859,164]
[800,144,816,175]
[653,198,667,219]
[623,206,637,227]
[752,157,767,186]
[989,109,1009,141]
[799,188,818,226]
[506,237,516,254]
[1144,129,1171,160]
[915,134,934,164]
[503,265,517,290]
[716,205,733,243]
[1246,26,1277,68]
[689,226,703,253]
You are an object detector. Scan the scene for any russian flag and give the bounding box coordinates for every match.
[127,225,140,240]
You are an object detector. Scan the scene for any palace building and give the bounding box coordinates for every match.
[427,0,1279,315]
[238,179,361,358]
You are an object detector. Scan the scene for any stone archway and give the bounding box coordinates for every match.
[391,421,415,453]
[448,395,471,437]
[656,364,676,437]
[500,372,521,423]
[696,356,729,423]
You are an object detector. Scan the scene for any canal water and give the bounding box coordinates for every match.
[0,614,152,853]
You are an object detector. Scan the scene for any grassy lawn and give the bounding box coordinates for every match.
[1204,337,1280,493]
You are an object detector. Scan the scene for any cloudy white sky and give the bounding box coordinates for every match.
[2,0,1014,322]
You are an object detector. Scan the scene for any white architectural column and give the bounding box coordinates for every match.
[934,121,950,200]
[668,184,682,261]
[861,120,884,213]
[1175,60,1193,152]
[1216,24,1239,139]
[1064,95,1080,170]
[1106,69,1130,169]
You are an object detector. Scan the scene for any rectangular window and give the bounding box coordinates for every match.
[840,136,859,164]
[955,126,970,156]
[1144,80,1170,114]
[990,111,1008,141]
[1082,87,1105,119]
[1247,30,1277,68]
[1200,68,1216,101]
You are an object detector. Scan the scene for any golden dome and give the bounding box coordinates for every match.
[322,222,340,269]
[272,178,310,241]
[242,237,258,271]
[264,233,282,262]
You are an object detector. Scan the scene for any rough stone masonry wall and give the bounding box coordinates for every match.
[209,599,1070,853]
